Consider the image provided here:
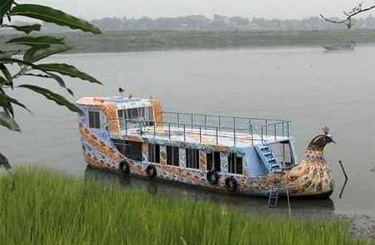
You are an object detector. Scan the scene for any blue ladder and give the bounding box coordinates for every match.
[255,145,282,172]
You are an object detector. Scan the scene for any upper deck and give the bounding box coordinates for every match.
[123,112,291,148]
[77,96,292,149]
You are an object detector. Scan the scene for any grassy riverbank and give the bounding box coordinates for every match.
[0,168,372,244]
[2,29,375,54]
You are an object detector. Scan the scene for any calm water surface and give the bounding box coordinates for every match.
[1,46,375,217]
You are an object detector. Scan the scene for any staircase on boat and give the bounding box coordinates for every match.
[255,145,282,172]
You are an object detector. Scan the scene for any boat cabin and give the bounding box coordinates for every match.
[77,96,296,178]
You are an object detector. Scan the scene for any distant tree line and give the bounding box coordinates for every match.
[84,14,375,32]
[6,14,375,33]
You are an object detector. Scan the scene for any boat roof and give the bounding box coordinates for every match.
[77,96,152,109]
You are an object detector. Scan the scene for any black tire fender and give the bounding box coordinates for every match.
[225,176,237,192]
[119,160,130,174]
[146,164,157,178]
[206,170,220,185]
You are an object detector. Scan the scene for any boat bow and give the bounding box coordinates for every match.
[285,127,335,197]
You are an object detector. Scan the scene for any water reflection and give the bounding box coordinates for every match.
[85,167,335,218]
[339,179,349,199]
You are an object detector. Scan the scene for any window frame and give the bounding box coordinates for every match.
[88,110,101,129]
[124,140,143,161]
[148,143,160,163]
[186,148,199,169]
[111,139,142,161]
[166,146,179,166]
[118,107,154,130]
[228,153,243,175]
[207,151,221,172]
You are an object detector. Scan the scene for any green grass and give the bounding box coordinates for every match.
[0,168,372,245]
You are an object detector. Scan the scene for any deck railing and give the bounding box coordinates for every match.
[109,112,291,147]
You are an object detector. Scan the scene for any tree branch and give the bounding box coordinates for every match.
[320,3,375,29]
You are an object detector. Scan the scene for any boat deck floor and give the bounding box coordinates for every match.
[123,126,289,148]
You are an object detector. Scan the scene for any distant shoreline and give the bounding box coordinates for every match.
[2,29,375,54]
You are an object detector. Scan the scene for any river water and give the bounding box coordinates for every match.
[1,46,375,218]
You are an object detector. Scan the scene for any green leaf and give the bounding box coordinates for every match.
[36,63,103,84]
[0,58,101,95]
[23,44,72,63]
[0,58,102,86]
[5,95,30,112]
[45,71,74,96]
[0,92,30,113]
[0,151,12,170]
[10,4,101,34]
[0,111,20,131]
[7,24,42,34]
[7,36,65,47]
[0,91,13,117]
[0,50,21,59]
[0,0,13,24]
[0,64,13,88]
[18,84,82,114]
[0,76,7,85]
[24,71,74,96]
[0,57,36,67]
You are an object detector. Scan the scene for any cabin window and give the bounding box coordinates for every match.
[112,140,142,161]
[228,153,243,174]
[148,143,160,163]
[124,140,142,161]
[268,141,294,168]
[88,111,100,129]
[167,146,179,166]
[186,148,199,169]
[111,139,142,161]
[118,107,154,130]
[207,151,221,172]
[112,139,125,153]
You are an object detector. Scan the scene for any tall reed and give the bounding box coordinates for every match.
[0,168,372,244]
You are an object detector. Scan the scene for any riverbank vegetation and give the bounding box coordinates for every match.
[2,29,375,54]
[0,168,373,244]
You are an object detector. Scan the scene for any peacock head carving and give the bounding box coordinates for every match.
[306,127,336,152]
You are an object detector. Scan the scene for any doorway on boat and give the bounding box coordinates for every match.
[267,140,295,169]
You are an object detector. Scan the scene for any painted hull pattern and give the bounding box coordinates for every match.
[79,123,334,198]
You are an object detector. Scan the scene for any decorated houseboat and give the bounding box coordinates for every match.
[77,94,335,199]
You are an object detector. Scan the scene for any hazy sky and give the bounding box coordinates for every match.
[18,0,375,20]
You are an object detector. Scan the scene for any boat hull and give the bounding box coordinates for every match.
[79,122,333,198]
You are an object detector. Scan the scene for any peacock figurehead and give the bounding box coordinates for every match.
[306,126,335,152]
[286,127,335,197]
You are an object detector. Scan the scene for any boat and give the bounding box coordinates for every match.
[77,94,335,198]
[322,40,355,51]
